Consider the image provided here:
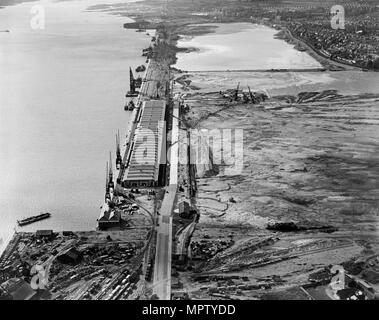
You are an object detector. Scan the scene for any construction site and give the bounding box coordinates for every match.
[0,24,175,300]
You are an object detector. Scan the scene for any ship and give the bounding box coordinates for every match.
[17,212,51,227]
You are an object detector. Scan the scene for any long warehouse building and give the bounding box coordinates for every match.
[122,99,167,188]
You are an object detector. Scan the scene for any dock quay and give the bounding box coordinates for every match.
[152,101,180,300]
[97,27,180,300]
[114,58,171,193]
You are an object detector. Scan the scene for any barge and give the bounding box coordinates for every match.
[17,212,51,227]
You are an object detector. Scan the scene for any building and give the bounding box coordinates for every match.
[62,231,75,237]
[178,201,197,219]
[57,248,83,265]
[122,100,167,188]
[179,201,190,215]
[98,203,121,230]
[35,230,54,240]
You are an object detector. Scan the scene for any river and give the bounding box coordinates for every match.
[0,0,150,253]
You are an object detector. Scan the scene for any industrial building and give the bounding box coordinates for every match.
[98,203,121,230]
[57,248,83,265]
[0,278,36,300]
[35,230,55,240]
[122,100,167,188]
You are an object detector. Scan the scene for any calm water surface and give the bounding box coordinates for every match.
[0,0,149,253]
[175,23,322,71]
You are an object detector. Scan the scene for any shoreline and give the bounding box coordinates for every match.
[124,19,352,73]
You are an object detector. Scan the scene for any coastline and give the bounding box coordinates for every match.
[123,18,348,72]
[1,0,378,301]
[274,27,362,72]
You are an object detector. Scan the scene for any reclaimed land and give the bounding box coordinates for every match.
[171,70,379,298]
[1,0,378,300]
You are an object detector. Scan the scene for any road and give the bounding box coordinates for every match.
[153,102,179,300]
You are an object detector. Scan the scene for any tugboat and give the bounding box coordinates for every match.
[124,99,135,111]
[116,131,122,170]
[135,65,146,73]
[17,212,51,227]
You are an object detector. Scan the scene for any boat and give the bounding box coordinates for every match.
[17,212,51,227]
[125,67,139,97]
[135,65,146,73]
[124,99,135,111]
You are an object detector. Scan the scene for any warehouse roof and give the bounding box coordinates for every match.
[124,100,166,182]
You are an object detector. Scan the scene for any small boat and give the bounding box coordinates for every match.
[17,212,51,227]
[135,65,146,73]
[124,100,135,111]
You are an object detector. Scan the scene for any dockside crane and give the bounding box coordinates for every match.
[248,85,256,103]
[116,131,122,170]
[126,67,138,97]
[129,67,135,94]
[108,152,114,192]
[105,161,110,201]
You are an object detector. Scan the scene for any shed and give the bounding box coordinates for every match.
[57,248,83,265]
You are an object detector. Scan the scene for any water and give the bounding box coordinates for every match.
[0,0,150,253]
[175,23,322,71]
